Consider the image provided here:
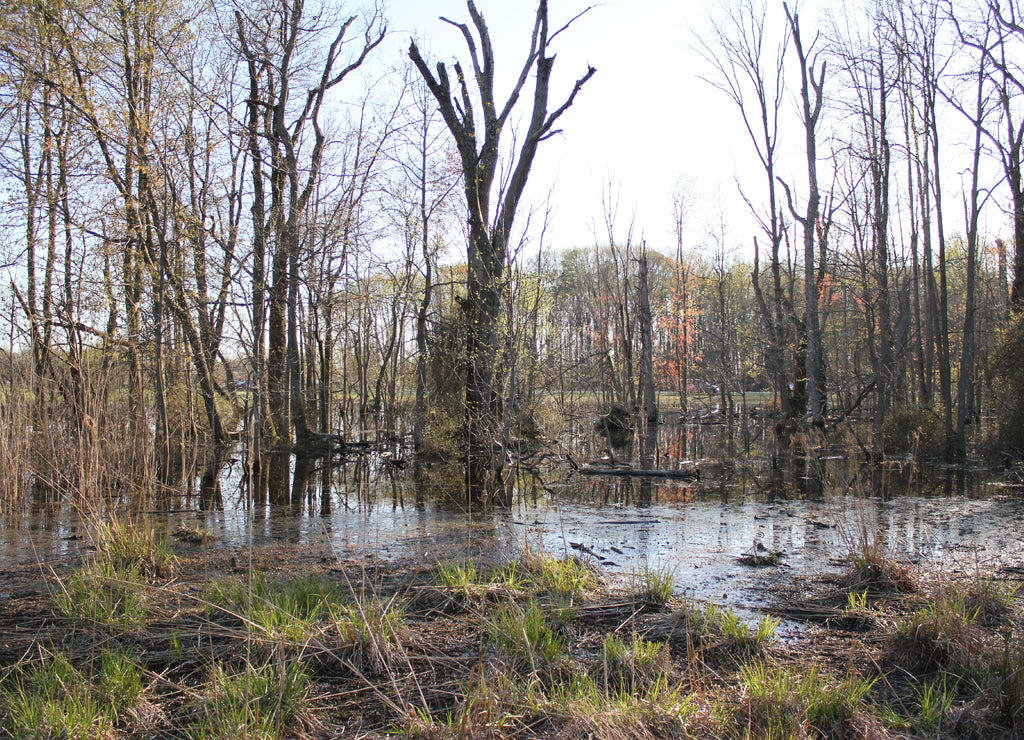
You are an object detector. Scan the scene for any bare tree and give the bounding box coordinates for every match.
[382,67,459,451]
[408,0,595,488]
[781,2,831,429]
[694,0,797,429]
[234,0,385,450]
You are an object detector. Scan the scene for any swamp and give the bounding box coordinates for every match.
[2,412,1024,739]
[4,0,1024,736]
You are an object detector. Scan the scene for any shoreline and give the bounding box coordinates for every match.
[1,531,1022,738]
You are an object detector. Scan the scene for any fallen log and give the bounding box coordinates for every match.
[578,465,700,480]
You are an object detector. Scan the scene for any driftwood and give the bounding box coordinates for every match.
[578,465,700,480]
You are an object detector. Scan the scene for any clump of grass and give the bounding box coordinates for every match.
[520,550,599,599]
[326,594,407,675]
[887,591,987,675]
[434,559,482,594]
[539,660,698,738]
[489,599,566,670]
[719,608,779,656]
[882,677,955,735]
[52,519,176,627]
[1,651,144,739]
[846,588,869,612]
[432,559,525,604]
[408,656,698,740]
[842,527,917,595]
[601,634,672,693]
[189,659,311,740]
[734,662,878,739]
[426,668,519,739]
[994,634,1024,730]
[205,574,336,640]
[205,574,406,674]
[632,564,676,607]
[668,601,778,659]
[435,551,598,603]
[963,576,1019,628]
[94,518,176,581]
[52,557,150,627]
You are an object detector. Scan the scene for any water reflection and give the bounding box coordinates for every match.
[3,421,1022,624]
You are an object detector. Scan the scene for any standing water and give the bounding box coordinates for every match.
[3,419,1023,623]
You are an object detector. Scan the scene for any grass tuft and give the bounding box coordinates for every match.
[489,599,566,670]
[882,677,955,734]
[52,558,150,627]
[206,574,337,631]
[601,633,672,693]
[521,550,600,599]
[668,601,779,659]
[190,659,310,740]
[994,635,1024,730]
[841,525,917,596]
[325,594,407,675]
[632,564,676,607]
[735,662,877,739]
[887,590,987,674]
[0,651,144,739]
[94,518,176,581]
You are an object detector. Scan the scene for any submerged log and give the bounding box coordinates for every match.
[578,463,700,480]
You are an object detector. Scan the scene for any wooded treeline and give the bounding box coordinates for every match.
[0,0,1022,505]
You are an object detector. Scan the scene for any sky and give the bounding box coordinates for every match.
[365,0,1004,263]
[376,0,761,256]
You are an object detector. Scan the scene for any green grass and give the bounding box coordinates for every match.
[93,519,176,581]
[433,559,483,593]
[205,573,406,674]
[11,542,1024,739]
[888,592,986,674]
[190,659,310,740]
[51,519,177,628]
[434,558,528,598]
[632,564,676,606]
[882,677,955,734]
[205,574,338,642]
[601,633,672,693]
[52,558,150,627]
[438,551,599,601]
[489,599,566,669]
[736,662,876,738]
[521,551,598,599]
[327,593,407,674]
[0,651,144,739]
[674,600,779,656]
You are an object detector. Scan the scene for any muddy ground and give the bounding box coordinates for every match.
[1,538,1023,739]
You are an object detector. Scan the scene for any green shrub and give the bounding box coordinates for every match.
[990,310,1024,451]
[882,405,945,455]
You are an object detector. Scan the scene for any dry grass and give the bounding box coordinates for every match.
[0,540,1021,739]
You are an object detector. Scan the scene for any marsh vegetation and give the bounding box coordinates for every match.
[1,518,1022,739]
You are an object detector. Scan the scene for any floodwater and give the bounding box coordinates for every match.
[4,419,1024,626]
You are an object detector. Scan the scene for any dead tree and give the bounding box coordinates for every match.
[408,1,595,489]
